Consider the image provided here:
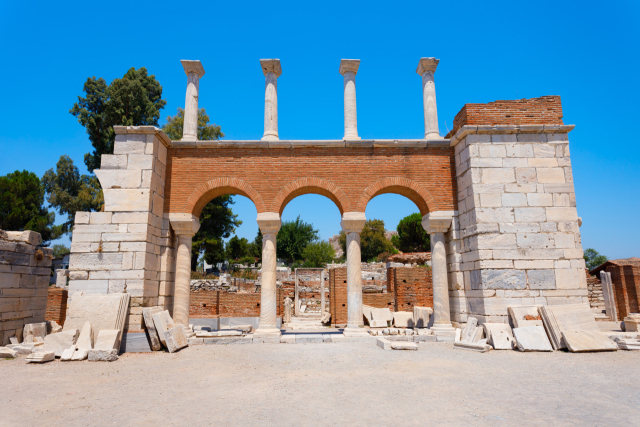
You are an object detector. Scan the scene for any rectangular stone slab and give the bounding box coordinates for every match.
[513,326,553,352]
[26,351,55,363]
[23,323,47,342]
[454,341,492,352]
[163,327,187,353]
[508,306,543,328]
[413,306,433,328]
[371,307,393,322]
[43,329,79,357]
[63,293,129,340]
[0,347,17,358]
[88,349,118,362]
[152,310,175,347]
[461,317,478,342]
[94,329,120,351]
[389,341,418,351]
[483,323,515,350]
[539,304,599,350]
[75,322,94,351]
[142,307,163,351]
[562,331,618,352]
[393,311,414,328]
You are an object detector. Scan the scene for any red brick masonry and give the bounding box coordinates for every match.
[189,289,284,319]
[45,287,68,326]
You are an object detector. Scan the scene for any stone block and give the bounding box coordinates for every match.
[393,312,414,328]
[461,317,478,342]
[470,269,526,290]
[526,269,556,290]
[502,193,527,207]
[513,326,553,351]
[526,193,553,207]
[26,351,55,363]
[75,322,94,351]
[480,193,502,207]
[101,155,127,169]
[142,307,163,351]
[562,331,618,352]
[506,144,533,158]
[517,233,550,249]
[479,145,506,158]
[390,341,418,350]
[163,326,187,353]
[413,306,432,328]
[475,208,515,224]
[514,207,546,222]
[60,345,76,361]
[554,268,580,289]
[88,349,118,361]
[94,329,120,350]
[127,154,154,170]
[515,168,537,184]
[482,168,515,184]
[499,223,540,233]
[43,329,79,357]
[114,139,146,154]
[103,189,151,212]
[528,158,558,167]
[75,212,90,224]
[23,322,47,341]
[0,346,18,358]
[69,253,124,271]
[483,323,515,350]
[152,310,175,347]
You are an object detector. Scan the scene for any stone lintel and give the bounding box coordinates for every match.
[422,211,456,234]
[416,57,439,75]
[168,213,200,236]
[449,124,576,148]
[112,126,172,148]
[180,60,205,78]
[341,212,366,234]
[256,212,281,235]
[169,139,451,150]
[260,59,282,77]
[339,59,360,76]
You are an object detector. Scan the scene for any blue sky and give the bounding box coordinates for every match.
[0,1,638,259]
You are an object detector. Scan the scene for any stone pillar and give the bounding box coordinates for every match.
[422,212,456,338]
[255,212,282,338]
[416,57,442,140]
[169,214,200,326]
[341,212,368,336]
[260,59,282,141]
[180,60,205,142]
[339,59,361,140]
[600,271,618,322]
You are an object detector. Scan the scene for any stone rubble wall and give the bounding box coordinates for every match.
[68,127,176,333]
[0,230,52,345]
[450,125,587,324]
[586,271,605,310]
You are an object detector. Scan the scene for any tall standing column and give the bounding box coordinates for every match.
[260,59,282,141]
[339,59,361,140]
[180,60,205,142]
[341,212,368,336]
[416,57,442,140]
[422,212,455,338]
[169,214,201,326]
[255,212,282,338]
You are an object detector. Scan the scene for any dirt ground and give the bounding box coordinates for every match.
[1,338,639,427]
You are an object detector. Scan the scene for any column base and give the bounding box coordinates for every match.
[181,134,197,142]
[343,326,370,337]
[424,133,443,140]
[253,327,282,337]
[261,134,279,141]
[430,323,456,342]
[343,135,361,141]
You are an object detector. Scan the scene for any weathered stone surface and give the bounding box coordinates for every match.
[393,311,414,328]
[454,341,492,352]
[390,341,418,350]
[483,323,515,350]
[94,330,120,351]
[75,322,94,351]
[0,346,17,358]
[43,329,79,357]
[24,323,47,341]
[63,293,129,342]
[71,347,89,361]
[508,306,543,328]
[88,349,118,361]
[152,310,175,347]
[142,307,163,351]
[60,345,76,361]
[47,320,63,334]
[539,304,599,350]
[413,306,433,328]
[471,269,526,290]
[527,269,556,289]
[163,327,187,353]
[513,326,553,352]
[562,330,617,353]
[26,351,55,363]
[371,307,393,322]
[11,345,33,354]
[461,317,478,342]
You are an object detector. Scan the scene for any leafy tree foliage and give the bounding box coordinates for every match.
[277,216,319,263]
[52,244,70,259]
[42,156,103,236]
[226,235,252,261]
[70,68,167,172]
[391,213,430,252]
[584,248,609,271]
[0,170,62,245]
[339,219,396,262]
[301,241,336,268]
[190,196,242,271]
[249,230,263,260]
[162,108,224,141]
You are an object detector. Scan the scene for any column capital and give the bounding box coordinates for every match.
[257,212,281,235]
[181,60,205,78]
[339,59,360,76]
[260,59,282,77]
[341,212,366,233]
[416,57,439,75]
[169,213,200,236]
[421,211,455,234]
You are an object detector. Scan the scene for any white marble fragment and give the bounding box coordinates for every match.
[26,351,55,363]
[513,326,553,352]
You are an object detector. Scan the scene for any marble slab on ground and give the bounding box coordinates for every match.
[454,341,492,352]
[362,305,374,325]
[88,349,118,361]
[483,323,515,350]
[371,307,393,322]
[26,351,55,363]
[75,322,94,351]
[94,330,120,351]
[540,304,599,350]
[614,338,640,350]
[461,317,478,342]
[413,306,433,328]
[508,306,543,328]
[561,330,618,352]
[152,310,175,347]
[513,326,553,352]
[142,307,163,351]
[0,347,17,358]
[60,345,77,361]
[163,326,187,353]
[63,293,129,339]
[43,329,79,357]
[393,312,414,328]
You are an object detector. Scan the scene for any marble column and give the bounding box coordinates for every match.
[341,212,368,336]
[416,57,442,140]
[339,59,361,140]
[260,59,282,141]
[255,212,282,336]
[180,60,206,142]
[169,214,201,326]
[421,212,455,337]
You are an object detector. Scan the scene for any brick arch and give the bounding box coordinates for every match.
[271,177,350,215]
[186,178,267,217]
[356,177,435,215]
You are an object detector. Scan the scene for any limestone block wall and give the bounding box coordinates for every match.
[0,230,52,344]
[68,126,177,332]
[450,124,586,323]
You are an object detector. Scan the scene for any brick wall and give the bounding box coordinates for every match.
[447,96,564,137]
[363,293,395,311]
[607,265,640,320]
[391,267,433,312]
[45,287,68,326]
[329,268,348,326]
[189,289,284,319]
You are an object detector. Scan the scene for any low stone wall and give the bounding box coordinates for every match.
[45,287,68,326]
[0,230,52,345]
[391,267,433,312]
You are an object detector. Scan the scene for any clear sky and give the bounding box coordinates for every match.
[1,1,638,259]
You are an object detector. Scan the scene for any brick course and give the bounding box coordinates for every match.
[189,289,284,319]
[391,267,433,312]
[45,287,68,326]
[606,265,640,320]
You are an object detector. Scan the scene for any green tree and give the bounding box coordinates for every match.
[277,216,319,263]
[52,244,70,259]
[584,248,609,271]
[226,235,251,261]
[301,241,336,268]
[339,219,396,262]
[248,230,263,261]
[391,213,430,252]
[70,67,167,172]
[162,108,224,141]
[0,170,62,245]
[42,155,103,236]
[191,196,242,271]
